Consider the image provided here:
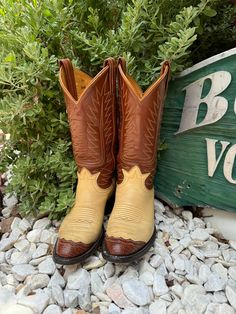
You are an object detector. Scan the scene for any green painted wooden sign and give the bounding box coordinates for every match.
[155,48,236,212]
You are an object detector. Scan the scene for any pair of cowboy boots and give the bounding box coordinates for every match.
[53,57,170,265]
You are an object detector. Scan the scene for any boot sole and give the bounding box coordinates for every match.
[101,227,156,263]
[53,228,104,265]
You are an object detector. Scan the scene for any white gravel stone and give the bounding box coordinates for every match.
[25,274,50,290]
[14,239,30,252]
[91,270,104,294]
[67,268,90,290]
[149,299,167,314]
[109,303,121,314]
[51,285,64,307]
[10,251,32,265]
[191,228,210,241]
[229,241,236,251]
[154,199,166,213]
[149,255,163,268]
[11,217,22,230]
[12,264,36,281]
[104,263,115,278]
[211,263,228,279]
[64,289,78,308]
[48,269,65,288]
[0,228,21,251]
[27,229,42,243]
[18,290,49,314]
[3,193,18,208]
[229,266,236,281]
[0,252,5,264]
[122,279,152,306]
[32,243,49,259]
[153,273,169,296]
[40,230,54,244]
[140,271,154,286]
[226,285,236,310]
[43,304,62,314]
[83,255,106,270]
[204,273,227,292]
[6,274,18,286]
[0,287,17,306]
[29,256,48,266]
[212,291,227,303]
[18,218,32,233]
[198,264,211,283]
[38,257,56,275]
[33,218,51,230]
[216,303,235,314]
[4,304,34,314]
[182,210,193,221]
[106,283,134,309]
[167,298,183,314]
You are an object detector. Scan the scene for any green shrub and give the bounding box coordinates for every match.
[0,0,235,219]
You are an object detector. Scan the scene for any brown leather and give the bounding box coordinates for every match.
[104,236,145,256]
[56,238,92,258]
[117,58,171,189]
[59,58,117,189]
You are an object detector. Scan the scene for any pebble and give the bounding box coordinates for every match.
[229,266,236,281]
[14,239,30,252]
[122,279,152,306]
[27,229,42,242]
[229,241,236,251]
[204,273,227,292]
[48,269,66,288]
[64,289,79,308]
[4,304,34,314]
[33,218,51,230]
[10,251,32,265]
[153,274,169,296]
[225,285,236,310]
[12,264,36,281]
[38,257,56,275]
[40,230,54,244]
[25,273,50,290]
[67,268,90,290]
[18,290,50,314]
[51,285,65,307]
[104,263,115,278]
[43,304,62,314]
[106,283,134,309]
[32,243,49,259]
[83,256,106,270]
[91,270,104,294]
[18,218,32,233]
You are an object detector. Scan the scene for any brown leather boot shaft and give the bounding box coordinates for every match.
[117,58,170,189]
[59,58,117,189]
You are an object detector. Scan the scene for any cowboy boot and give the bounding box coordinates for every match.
[102,58,170,263]
[53,58,117,265]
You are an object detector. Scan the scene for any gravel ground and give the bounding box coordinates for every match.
[0,193,236,314]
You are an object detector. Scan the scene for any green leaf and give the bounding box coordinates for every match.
[203,7,217,17]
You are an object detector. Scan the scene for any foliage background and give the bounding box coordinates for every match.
[0,0,236,218]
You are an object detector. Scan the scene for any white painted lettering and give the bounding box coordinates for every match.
[176,71,231,134]
[206,138,230,177]
[224,144,236,184]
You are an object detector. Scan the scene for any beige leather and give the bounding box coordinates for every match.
[58,168,115,244]
[106,166,154,242]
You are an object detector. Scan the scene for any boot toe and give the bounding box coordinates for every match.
[56,238,92,258]
[104,236,145,256]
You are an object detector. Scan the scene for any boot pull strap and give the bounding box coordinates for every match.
[118,57,126,74]
[104,58,117,94]
[59,59,78,101]
[161,60,171,95]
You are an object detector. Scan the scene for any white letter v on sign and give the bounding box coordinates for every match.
[205,138,230,177]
